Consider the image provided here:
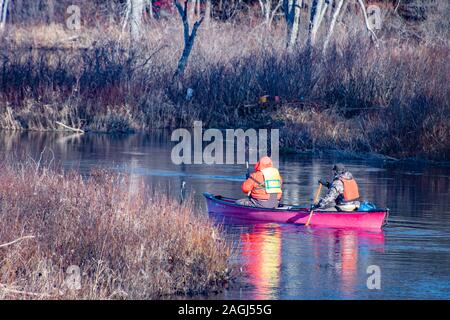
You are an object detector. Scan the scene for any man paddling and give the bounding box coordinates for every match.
[236,156,283,209]
[314,163,360,211]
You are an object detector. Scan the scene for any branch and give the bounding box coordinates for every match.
[55,121,84,133]
[191,16,204,38]
[272,0,283,15]
[357,0,378,43]
[323,0,345,53]
[174,0,190,45]
[0,236,35,249]
[0,284,54,298]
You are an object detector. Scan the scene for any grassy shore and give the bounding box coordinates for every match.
[0,161,233,299]
[0,4,449,161]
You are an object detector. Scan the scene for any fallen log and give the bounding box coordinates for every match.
[0,235,35,249]
[55,121,84,133]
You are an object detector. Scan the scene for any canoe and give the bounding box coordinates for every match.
[203,193,389,229]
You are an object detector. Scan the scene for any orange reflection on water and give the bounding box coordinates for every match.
[338,229,385,297]
[241,224,282,300]
[340,231,358,296]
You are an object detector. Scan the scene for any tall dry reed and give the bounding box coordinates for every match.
[0,161,233,299]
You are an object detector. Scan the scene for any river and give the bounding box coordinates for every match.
[1,131,450,299]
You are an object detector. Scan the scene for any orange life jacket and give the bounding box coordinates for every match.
[340,178,360,202]
[248,169,283,200]
[241,157,283,201]
[260,168,282,194]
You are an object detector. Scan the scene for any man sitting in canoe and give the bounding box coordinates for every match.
[236,156,283,209]
[314,163,360,212]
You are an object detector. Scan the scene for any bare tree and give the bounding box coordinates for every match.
[122,0,146,40]
[46,0,55,24]
[311,0,331,44]
[322,0,377,52]
[258,0,283,29]
[323,0,344,52]
[173,0,204,79]
[0,0,9,32]
[308,0,327,45]
[283,0,301,48]
[205,0,212,27]
[356,0,378,42]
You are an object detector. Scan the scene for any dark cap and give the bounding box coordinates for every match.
[332,163,346,174]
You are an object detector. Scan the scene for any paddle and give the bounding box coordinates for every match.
[245,161,250,179]
[245,161,251,196]
[305,183,323,226]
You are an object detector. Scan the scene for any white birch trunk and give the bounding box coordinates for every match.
[130,0,145,40]
[205,0,211,27]
[327,0,334,18]
[149,1,154,19]
[260,0,282,29]
[284,0,301,48]
[47,0,55,24]
[356,0,378,42]
[323,0,344,52]
[316,0,329,29]
[269,0,283,30]
[310,0,325,45]
[289,2,300,47]
[0,0,9,32]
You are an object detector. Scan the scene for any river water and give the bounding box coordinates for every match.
[1,131,450,299]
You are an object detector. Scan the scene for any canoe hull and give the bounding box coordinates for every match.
[204,193,388,229]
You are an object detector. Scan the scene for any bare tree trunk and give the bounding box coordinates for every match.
[327,0,334,18]
[309,0,325,45]
[323,0,344,52]
[259,0,282,30]
[340,0,349,21]
[268,0,283,30]
[205,0,212,27]
[149,1,154,19]
[47,0,55,24]
[258,0,270,25]
[0,0,9,32]
[123,0,145,40]
[173,0,204,79]
[196,0,200,16]
[130,0,145,39]
[316,0,329,29]
[283,0,301,49]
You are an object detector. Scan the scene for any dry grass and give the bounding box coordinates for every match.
[0,5,449,160]
[0,161,233,299]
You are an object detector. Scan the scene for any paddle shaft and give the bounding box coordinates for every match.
[305,184,323,226]
[245,161,251,196]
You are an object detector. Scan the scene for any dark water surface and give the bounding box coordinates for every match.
[1,131,450,299]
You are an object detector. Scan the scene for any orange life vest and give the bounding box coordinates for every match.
[260,168,282,194]
[340,178,360,202]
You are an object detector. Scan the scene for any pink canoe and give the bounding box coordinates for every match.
[204,193,389,229]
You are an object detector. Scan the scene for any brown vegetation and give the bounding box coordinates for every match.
[0,161,233,299]
[0,1,448,160]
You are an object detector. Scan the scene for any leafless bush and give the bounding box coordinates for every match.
[0,161,233,299]
[0,7,448,159]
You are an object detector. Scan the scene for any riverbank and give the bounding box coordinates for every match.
[0,15,449,161]
[0,161,235,299]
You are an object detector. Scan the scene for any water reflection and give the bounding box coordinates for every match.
[1,130,450,299]
[234,222,386,299]
[241,224,282,300]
